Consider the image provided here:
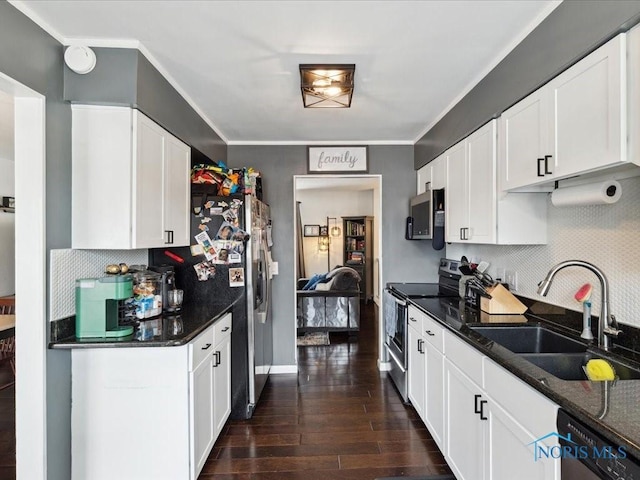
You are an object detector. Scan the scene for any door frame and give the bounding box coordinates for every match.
[292,174,383,366]
[0,71,47,479]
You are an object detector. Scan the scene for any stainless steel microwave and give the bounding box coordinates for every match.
[407,191,432,240]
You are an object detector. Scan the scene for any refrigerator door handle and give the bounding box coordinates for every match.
[257,237,270,324]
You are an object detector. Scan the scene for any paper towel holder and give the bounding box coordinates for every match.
[550,179,622,207]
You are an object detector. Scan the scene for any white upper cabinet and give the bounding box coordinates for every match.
[72,106,191,249]
[445,120,546,245]
[500,33,627,191]
[416,154,446,195]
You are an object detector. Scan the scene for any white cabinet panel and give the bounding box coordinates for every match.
[445,141,467,243]
[213,332,232,437]
[72,106,190,249]
[191,352,215,478]
[445,359,486,480]
[71,314,232,480]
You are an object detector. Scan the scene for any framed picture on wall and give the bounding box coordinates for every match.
[319,225,328,236]
[304,225,320,237]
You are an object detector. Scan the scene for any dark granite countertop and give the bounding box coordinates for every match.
[405,294,640,461]
[49,300,238,349]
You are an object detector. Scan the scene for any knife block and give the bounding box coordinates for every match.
[480,284,527,315]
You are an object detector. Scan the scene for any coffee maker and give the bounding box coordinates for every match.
[149,265,177,312]
[76,275,134,338]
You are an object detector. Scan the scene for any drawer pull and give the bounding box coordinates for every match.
[409,317,417,322]
[425,330,435,337]
[201,343,212,350]
[221,326,230,332]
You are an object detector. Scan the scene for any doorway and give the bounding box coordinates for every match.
[0,70,47,479]
[293,175,382,365]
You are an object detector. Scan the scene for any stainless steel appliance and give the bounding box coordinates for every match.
[384,258,461,401]
[150,193,273,420]
[407,191,433,239]
[557,409,640,479]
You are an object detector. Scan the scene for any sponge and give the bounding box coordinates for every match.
[585,359,616,381]
[575,283,593,303]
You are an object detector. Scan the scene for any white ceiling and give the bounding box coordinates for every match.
[14,0,560,145]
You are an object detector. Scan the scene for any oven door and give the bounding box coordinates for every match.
[384,289,409,401]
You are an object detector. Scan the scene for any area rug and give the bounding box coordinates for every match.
[296,332,330,346]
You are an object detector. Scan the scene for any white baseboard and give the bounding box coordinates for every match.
[270,364,298,374]
[378,360,391,371]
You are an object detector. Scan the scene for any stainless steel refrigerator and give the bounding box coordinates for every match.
[150,193,273,419]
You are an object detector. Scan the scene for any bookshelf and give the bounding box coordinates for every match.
[342,216,373,302]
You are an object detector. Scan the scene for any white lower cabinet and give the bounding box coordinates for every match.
[71,313,232,480]
[407,322,426,420]
[416,328,561,480]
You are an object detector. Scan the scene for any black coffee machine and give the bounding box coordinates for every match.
[149,265,177,312]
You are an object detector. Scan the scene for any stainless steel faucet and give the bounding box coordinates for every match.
[537,260,621,351]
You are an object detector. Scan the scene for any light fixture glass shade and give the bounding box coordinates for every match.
[318,236,330,251]
[300,64,355,108]
[330,225,341,237]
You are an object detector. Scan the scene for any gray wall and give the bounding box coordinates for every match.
[228,145,442,366]
[415,1,640,169]
[64,47,227,163]
[0,2,72,479]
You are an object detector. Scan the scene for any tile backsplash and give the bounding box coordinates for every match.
[49,249,148,321]
[447,177,640,328]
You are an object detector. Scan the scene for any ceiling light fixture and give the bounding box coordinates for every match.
[300,64,355,108]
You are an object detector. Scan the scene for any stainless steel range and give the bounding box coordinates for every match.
[384,258,461,402]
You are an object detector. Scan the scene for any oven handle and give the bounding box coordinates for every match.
[385,343,406,373]
[385,288,407,307]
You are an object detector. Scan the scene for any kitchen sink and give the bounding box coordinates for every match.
[469,325,588,354]
[520,352,640,381]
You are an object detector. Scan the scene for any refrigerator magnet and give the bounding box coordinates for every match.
[210,206,223,215]
[229,267,245,287]
[198,224,209,232]
[190,244,204,256]
[204,200,214,209]
[193,262,210,281]
[215,222,236,240]
[218,201,228,207]
[194,231,216,261]
[228,252,242,264]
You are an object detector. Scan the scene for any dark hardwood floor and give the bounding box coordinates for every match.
[0,370,14,480]
[201,303,452,479]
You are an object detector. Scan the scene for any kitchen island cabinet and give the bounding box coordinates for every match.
[71,312,232,480]
[72,105,190,249]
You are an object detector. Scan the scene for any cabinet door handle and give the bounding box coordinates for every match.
[212,351,221,367]
[537,158,545,177]
[165,230,174,244]
[474,394,488,420]
[417,338,424,354]
[425,330,435,337]
[544,155,553,175]
[201,343,212,350]
[479,400,488,420]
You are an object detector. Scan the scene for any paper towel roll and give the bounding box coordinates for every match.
[551,180,622,207]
